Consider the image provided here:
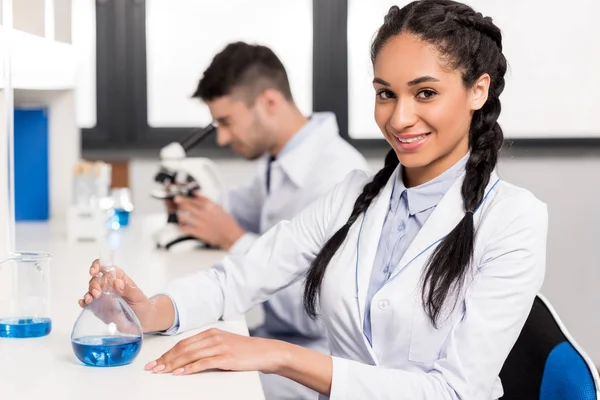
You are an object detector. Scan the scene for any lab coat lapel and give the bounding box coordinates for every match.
[355,166,398,323]
[392,170,500,279]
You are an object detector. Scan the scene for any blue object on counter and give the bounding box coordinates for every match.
[72,336,142,367]
[114,209,131,227]
[108,209,131,230]
[14,108,49,221]
[0,317,52,338]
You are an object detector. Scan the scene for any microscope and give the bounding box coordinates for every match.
[151,123,227,250]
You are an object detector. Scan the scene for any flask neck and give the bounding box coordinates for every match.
[98,266,116,294]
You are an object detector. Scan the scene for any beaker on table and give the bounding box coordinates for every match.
[0,252,52,338]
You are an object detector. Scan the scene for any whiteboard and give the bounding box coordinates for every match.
[146,0,313,128]
[348,0,600,139]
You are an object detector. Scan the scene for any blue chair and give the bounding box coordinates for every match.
[500,294,600,399]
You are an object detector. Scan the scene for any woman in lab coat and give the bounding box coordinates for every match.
[80,0,547,398]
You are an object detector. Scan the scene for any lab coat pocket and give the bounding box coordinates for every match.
[407,298,453,364]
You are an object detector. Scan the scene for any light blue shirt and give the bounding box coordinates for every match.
[275,115,316,159]
[363,154,468,345]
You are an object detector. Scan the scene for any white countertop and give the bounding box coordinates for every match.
[1,214,265,399]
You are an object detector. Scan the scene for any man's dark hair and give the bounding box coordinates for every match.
[192,41,293,104]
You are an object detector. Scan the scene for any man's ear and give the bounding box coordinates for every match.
[259,88,285,115]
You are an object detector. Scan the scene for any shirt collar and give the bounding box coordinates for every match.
[392,153,469,216]
[271,112,339,188]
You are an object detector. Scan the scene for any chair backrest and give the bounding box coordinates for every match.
[499,294,600,400]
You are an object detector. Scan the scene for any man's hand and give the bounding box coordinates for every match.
[175,192,245,250]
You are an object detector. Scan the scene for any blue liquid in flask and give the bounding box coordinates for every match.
[72,335,142,367]
[0,318,52,338]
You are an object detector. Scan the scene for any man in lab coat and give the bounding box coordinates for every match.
[171,41,370,399]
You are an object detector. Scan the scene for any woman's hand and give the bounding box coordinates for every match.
[78,259,175,333]
[145,328,289,376]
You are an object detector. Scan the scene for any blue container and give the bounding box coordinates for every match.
[14,108,49,221]
[0,252,53,338]
[72,336,142,367]
[0,318,52,338]
[113,209,131,228]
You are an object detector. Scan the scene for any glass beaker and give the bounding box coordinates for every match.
[109,187,134,230]
[0,252,52,338]
[70,252,143,367]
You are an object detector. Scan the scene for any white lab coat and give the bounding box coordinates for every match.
[164,165,548,399]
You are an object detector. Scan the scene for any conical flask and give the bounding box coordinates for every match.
[71,251,143,367]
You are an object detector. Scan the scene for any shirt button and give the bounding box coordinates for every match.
[397,223,405,232]
[378,299,391,310]
[383,265,390,274]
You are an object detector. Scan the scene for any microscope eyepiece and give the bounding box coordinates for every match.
[181,123,217,151]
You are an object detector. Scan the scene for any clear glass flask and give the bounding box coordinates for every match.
[0,252,52,338]
[71,251,143,367]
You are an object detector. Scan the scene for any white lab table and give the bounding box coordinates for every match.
[0,214,266,399]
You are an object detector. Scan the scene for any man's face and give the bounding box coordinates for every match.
[207,94,272,160]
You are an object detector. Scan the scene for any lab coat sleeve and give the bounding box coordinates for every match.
[162,170,368,334]
[153,294,181,335]
[227,175,263,234]
[228,232,259,256]
[329,193,548,400]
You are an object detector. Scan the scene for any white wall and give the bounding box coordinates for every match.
[0,4,13,257]
[12,0,44,38]
[348,0,600,139]
[47,91,78,220]
[497,152,600,366]
[71,0,95,128]
[54,0,72,44]
[145,0,313,127]
[0,91,11,259]
[10,0,71,42]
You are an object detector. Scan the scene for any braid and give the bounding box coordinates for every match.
[451,10,503,51]
[304,150,399,318]
[460,14,506,212]
[462,72,505,212]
